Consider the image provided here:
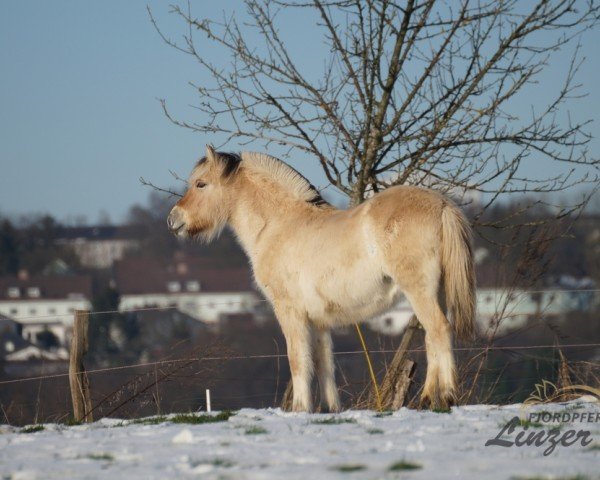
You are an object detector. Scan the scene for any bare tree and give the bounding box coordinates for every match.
[149,0,598,218]
[147,1,599,407]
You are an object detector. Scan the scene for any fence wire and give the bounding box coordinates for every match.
[1,342,599,386]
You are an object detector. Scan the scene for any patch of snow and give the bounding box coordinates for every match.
[172,429,195,444]
[0,401,598,479]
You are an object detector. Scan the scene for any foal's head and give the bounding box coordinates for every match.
[167,145,241,240]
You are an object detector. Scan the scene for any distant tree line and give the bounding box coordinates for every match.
[1,190,598,288]
[0,214,80,276]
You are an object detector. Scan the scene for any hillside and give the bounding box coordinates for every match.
[1,399,599,479]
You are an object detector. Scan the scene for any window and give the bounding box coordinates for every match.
[167,281,181,293]
[186,281,200,292]
[9,308,18,315]
[7,287,20,298]
[29,308,37,315]
[27,287,41,298]
[48,308,56,315]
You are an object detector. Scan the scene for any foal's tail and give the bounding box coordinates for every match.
[441,203,476,341]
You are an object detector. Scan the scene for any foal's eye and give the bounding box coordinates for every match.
[195,181,207,189]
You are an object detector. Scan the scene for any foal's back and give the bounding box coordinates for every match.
[273,184,446,263]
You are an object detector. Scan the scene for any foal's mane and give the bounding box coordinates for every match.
[241,152,328,206]
[197,150,328,206]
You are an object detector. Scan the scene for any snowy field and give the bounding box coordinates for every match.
[1,398,599,480]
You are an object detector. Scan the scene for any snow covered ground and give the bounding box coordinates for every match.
[1,398,599,480]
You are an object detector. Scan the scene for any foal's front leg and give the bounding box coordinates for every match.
[276,304,314,412]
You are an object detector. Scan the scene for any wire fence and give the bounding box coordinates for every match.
[8,301,271,323]
[1,342,599,386]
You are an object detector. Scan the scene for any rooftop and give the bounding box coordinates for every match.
[0,275,93,301]
[115,256,255,295]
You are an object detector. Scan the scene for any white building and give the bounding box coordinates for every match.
[367,287,597,336]
[1,315,69,361]
[0,273,93,347]
[476,287,596,334]
[115,257,264,323]
[368,299,414,335]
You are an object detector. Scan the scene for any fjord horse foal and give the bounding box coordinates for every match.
[168,146,475,412]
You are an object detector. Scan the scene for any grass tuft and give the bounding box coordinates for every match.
[366,428,384,434]
[245,426,268,435]
[311,417,356,425]
[431,407,452,414]
[87,453,114,461]
[210,458,235,467]
[133,410,235,426]
[171,411,234,424]
[20,425,44,434]
[334,464,366,472]
[374,411,393,418]
[389,460,422,471]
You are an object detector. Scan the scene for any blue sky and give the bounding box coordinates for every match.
[0,1,598,223]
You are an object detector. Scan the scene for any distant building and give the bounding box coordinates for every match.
[367,287,597,336]
[0,273,92,347]
[1,314,69,361]
[476,287,596,334]
[368,300,414,335]
[1,323,68,362]
[55,225,140,268]
[115,257,265,323]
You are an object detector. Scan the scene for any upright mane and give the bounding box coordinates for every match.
[240,152,328,206]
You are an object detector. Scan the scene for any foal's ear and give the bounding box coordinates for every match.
[205,144,217,163]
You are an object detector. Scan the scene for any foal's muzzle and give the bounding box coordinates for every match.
[167,207,186,234]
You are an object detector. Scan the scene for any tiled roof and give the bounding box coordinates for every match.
[0,275,93,301]
[115,257,255,295]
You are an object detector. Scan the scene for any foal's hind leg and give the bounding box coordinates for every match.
[402,289,457,409]
[313,327,341,413]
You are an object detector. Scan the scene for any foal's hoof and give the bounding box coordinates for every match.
[419,392,454,412]
[319,404,341,414]
[418,393,434,410]
[291,403,313,413]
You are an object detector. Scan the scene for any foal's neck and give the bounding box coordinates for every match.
[228,174,327,257]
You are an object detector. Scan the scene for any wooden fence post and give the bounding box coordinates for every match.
[69,310,93,423]
[377,315,420,410]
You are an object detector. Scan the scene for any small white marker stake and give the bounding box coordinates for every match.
[206,389,212,413]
